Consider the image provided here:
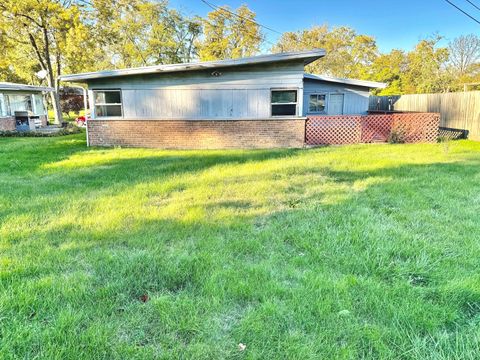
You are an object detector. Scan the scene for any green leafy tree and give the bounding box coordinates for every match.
[91,0,162,68]
[146,9,202,64]
[368,37,454,95]
[368,49,408,95]
[403,36,451,93]
[198,5,264,61]
[0,32,39,84]
[0,0,96,124]
[91,0,201,68]
[273,25,378,78]
[0,0,202,123]
[197,7,229,60]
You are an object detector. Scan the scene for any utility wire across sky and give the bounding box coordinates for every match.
[443,0,480,25]
[199,0,316,50]
[465,0,480,12]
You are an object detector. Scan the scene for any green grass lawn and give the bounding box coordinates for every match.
[1,134,480,359]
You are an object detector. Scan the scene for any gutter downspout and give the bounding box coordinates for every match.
[82,87,89,147]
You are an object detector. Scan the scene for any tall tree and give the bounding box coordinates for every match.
[368,49,408,95]
[198,5,263,61]
[272,25,378,78]
[368,37,452,94]
[0,0,95,124]
[403,36,451,93]
[91,0,202,68]
[197,7,229,61]
[448,34,480,76]
[146,9,202,64]
[447,34,480,90]
[0,32,38,84]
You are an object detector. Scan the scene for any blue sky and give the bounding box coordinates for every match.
[169,0,480,53]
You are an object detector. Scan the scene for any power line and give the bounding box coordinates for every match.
[199,0,280,48]
[200,0,283,37]
[465,0,480,11]
[443,0,480,25]
[199,0,320,51]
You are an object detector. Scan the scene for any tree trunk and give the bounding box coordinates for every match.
[50,91,63,125]
[42,25,63,125]
[45,74,63,125]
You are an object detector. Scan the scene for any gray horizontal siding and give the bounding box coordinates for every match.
[303,79,370,116]
[121,89,271,119]
[88,61,305,120]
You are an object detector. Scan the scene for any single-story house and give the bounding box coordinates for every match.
[59,50,385,148]
[0,83,52,131]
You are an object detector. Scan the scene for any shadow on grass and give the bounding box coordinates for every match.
[1,137,480,358]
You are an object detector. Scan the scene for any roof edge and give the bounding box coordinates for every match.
[60,49,326,82]
[0,82,54,92]
[304,73,387,89]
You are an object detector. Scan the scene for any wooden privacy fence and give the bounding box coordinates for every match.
[369,91,480,140]
[305,113,440,145]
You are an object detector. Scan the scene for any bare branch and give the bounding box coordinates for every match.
[0,3,43,28]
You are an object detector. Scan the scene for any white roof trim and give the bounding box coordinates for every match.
[304,73,387,89]
[0,82,53,92]
[59,50,326,82]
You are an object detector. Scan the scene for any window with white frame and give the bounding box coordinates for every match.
[8,94,32,113]
[93,90,122,118]
[0,94,9,117]
[33,94,45,115]
[271,89,297,116]
[309,94,326,113]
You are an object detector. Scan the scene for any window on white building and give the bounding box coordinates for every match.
[308,94,326,113]
[93,90,123,118]
[271,90,297,116]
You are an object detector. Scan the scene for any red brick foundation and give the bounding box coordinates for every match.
[87,119,306,149]
[0,117,15,131]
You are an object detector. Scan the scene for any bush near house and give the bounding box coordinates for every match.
[0,124,82,137]
[60,95,84,117]
[1,135,480,359]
